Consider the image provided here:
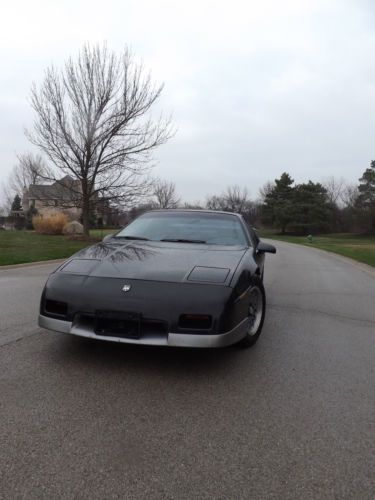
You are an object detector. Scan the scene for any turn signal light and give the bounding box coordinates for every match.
[178,314,212,330]
[45,299,68,317]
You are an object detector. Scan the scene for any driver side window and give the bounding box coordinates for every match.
[247,225,259,247]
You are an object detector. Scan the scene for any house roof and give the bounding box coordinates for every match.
[26,176,81,201]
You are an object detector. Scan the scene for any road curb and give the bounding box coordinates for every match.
[0,259,65,271]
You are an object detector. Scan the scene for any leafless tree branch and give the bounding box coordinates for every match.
[151,178,180,208]
[26,42,174,234]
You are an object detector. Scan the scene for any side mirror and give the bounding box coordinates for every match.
[257,241,276,254]
[102,234,114,243]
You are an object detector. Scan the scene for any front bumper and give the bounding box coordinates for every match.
[38,314,249,348]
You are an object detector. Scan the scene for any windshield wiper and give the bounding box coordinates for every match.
[115,235,150,241]
[160,238,206,244]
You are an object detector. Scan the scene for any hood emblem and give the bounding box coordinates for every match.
[122,284,131,292]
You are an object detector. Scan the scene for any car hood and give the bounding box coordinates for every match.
[58,239,248,285]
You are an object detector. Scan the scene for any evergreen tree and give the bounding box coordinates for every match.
[292,181,331,233]
[262,175,332,234]
[11,194,22,212]
[262,172,294,233]
[356,161,375,233]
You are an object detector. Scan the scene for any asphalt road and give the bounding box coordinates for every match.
[0,242,374,499]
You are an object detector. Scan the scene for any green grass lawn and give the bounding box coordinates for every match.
[260,231,375,268]
[1,229,374,268]
[0,229,114,266]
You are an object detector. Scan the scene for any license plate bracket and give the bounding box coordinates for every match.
[94,310,141,338]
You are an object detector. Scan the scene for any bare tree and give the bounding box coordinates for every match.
[205,195,223,211]
[27,43,173,235]
[0,183,14,214]
[152,178,180,208]
[9,153,48,192]
[322,176,346,206]
[223,185,250,213]
[0,153,46,213]
[258,180,275,203]
[182,201,204,209]
[206,185,259,224]
[206,185,249,212]
[0,204,7,217]
[341,183,359,209]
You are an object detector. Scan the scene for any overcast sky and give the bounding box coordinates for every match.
[1,0,375,204]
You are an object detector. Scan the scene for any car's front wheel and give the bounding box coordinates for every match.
[237,278,266,348]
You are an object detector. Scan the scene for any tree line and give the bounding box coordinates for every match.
[259,168,374,234]
[127,164,375,235]
[3,153,375,235]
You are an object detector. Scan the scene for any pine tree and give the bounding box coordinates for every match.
[11,194,22,212]
[356,161,375,233]
[262,172,294,233]
[292,181,331,233]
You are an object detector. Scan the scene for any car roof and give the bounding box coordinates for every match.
[143,209,243,218]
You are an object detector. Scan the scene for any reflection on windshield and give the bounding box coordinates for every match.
[116,212,248,246]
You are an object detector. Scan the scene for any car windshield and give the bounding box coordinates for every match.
[115,212,249,246]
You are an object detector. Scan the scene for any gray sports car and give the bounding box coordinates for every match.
[39,210,276,348]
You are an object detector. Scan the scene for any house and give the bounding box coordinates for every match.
[22,175,82,220]
[21,175,121,226]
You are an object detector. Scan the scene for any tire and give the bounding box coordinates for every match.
[237,277,266,348]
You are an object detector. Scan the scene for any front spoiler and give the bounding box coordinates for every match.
[38,314,249,348]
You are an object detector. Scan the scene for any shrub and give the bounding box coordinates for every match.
[63,220,84,235]
[32,213,68,235]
